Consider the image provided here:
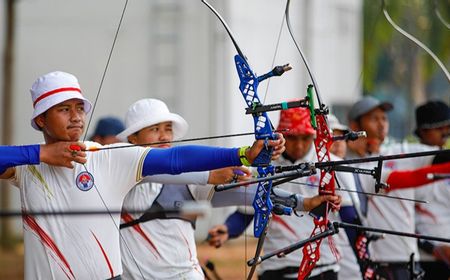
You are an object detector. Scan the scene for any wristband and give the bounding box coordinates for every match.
[239,146,251,166]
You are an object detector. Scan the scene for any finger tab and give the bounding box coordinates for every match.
[69,144,82,151]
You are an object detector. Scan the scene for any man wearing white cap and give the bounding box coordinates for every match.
[0,71,286,280]
[118,98,247,280]
[328,114,350,159]
[118,98,335,280]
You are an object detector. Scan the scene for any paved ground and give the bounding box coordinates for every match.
[0,244,23,280]
[0,238,257,280]
[197,238,258,280]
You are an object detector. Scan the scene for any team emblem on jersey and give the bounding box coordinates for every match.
[384,161,396,170]
[307,174,319,186]
[76,171,94,191]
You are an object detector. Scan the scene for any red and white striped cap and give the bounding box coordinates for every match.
[30,71,92,130]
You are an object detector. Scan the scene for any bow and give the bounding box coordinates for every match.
[282,1,339,278]
[200,1,293,278]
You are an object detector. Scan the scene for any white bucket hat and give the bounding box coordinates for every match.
[328,114,349,133]
[30,71,92,130]
[117,98,188,142]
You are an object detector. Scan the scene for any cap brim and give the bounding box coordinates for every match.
[31,93,92,130]
[117,113,188,142]
[331,124,349,132]
[416,119,450,130]
[378,102,394,112]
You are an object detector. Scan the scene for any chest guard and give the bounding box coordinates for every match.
[121,184,197,229]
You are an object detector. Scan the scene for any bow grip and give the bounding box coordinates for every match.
[253,166,275,237]
[252,141,273,167]
[309,202,327,221]
[252,132,278,166]
[253,194,273,237]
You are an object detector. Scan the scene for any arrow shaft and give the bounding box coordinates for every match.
[87,130,287,152]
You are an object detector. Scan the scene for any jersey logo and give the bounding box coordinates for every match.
[384,161,396,170]
[76,171,94,191]
[307,174,319,186]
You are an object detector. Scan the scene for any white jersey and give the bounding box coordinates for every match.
[335,228,362,280]
[356,142,435,262]
[121,172,260,279]
[415,178,450,261]
[12,142,149,280]
[258,147,355,277]
[120,176,207,280]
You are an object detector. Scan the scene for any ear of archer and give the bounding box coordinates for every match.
[349,120,360,132]
[127,133,138,145]
[34,114,45,131]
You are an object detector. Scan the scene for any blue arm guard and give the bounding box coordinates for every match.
[225,211,254,239]
[142,145,241,176]
[0,145,40,174]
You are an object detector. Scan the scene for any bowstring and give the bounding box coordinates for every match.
[82,1,129,142]
[79,0,146,278]
[262,11,287,105]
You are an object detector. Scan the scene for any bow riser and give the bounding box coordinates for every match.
[298,220,326,278]
[235,55,274,136]
[234,54,276,237]
[297,85,336,279]
[253,166,275,237]
[315,114,335,196]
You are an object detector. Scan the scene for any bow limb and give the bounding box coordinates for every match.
[381,0,450,82]
[246,215,272,280]
[284,0,323,107]
[433,0,450,30]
